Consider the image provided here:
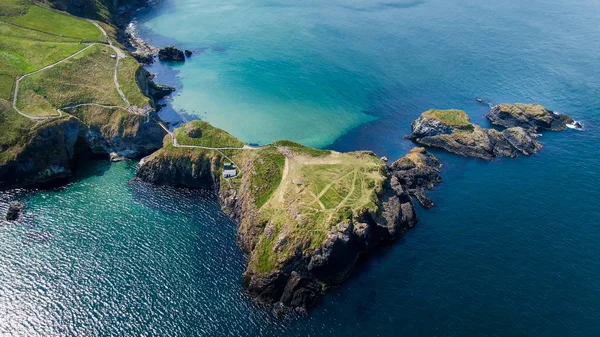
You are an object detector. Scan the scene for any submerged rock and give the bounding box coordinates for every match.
[390,147,442,208]
[158,46,185,62]
[407,109,542,160]
[6,202,23,221]
[184,50,193,57]
[487,103,574,131]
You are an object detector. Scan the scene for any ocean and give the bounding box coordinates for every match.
[1,0,600,335]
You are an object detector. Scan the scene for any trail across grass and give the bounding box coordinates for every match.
[2,3,150,120]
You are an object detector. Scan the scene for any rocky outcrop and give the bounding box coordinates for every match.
[136,149,218,189]
[487,103,574,131]
[136,67,175,103]
[5,201,23,221]
[408,109,542,161]
[390,147,442,208]
[158,46,185,62]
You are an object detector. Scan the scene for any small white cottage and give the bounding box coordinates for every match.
[223,163,237,178]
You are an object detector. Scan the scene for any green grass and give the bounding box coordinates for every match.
[2,5,103,42]
[175,120,245,148]
[117,56,151,107]
[0,0,30,17]
[0,98,33,163]
[249,147,286,208]
[70,104,147,138]
[422,109,472,128]
[16,44,124,116]
[0,74,14,100]
[248,150,386,274]
[272,140,331,157]
[0,31,86,73]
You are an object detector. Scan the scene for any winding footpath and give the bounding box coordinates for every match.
[11,17,133,121]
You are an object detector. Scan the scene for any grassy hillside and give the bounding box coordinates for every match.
[0,0,155,165]
[175,120,246,148]
[1,0,151,117]
[16,44,125,115]
[0,99,33,163]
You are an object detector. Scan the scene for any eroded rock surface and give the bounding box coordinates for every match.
[487,103,574,131]
[390,147,442,208]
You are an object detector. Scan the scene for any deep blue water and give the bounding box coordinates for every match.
[2,0,600,335]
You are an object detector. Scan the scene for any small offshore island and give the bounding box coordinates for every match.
[0,0,580,316]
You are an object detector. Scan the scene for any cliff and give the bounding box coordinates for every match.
[390,147,442,208]
[0,106,164,189]
[408,109,543,160]
[136,123,418,312]
[0,1,173,189]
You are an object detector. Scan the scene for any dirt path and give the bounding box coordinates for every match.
[12,18,134,121]
[11,44,96,120]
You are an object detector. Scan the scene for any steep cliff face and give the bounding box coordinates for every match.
[136,136,418,312]
[47,0,146,21]
[0,108,165,189]
[390,147,442,208]
[0,116,87,188]
[72,105,166,158]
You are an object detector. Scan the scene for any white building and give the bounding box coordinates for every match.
[223,163,237,178]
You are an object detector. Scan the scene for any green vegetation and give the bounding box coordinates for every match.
[71,105,145,138]
[247,147,286,208]
[496,103,549,117]
[0,0,30,17]
[175,120,245,148]
[422,109,472,128]
[0,20,86,100]
[16,44,125,116]
[1,1,150,116]
[117,56,151,107]
[272,140,331,157]
[0,99,33,163]
[249,149,386,273]
[1,4,103,42]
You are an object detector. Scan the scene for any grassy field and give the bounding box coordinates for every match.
[1,4,103,42]
[422,109,472,128]
[250,148,386,273]
[16,44,125,116]
[0,98,33,163]
[0,20,86,100]
[117,56,151,107]
[175,120,245,148]
[1,1,151,116]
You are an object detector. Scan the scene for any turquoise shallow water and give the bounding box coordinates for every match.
[2,0,600,335]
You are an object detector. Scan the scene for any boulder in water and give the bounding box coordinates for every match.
[6,202,23,221]
[158,46,185,62]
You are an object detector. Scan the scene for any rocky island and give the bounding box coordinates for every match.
[136,121,424,311]
[407,104,573,161]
